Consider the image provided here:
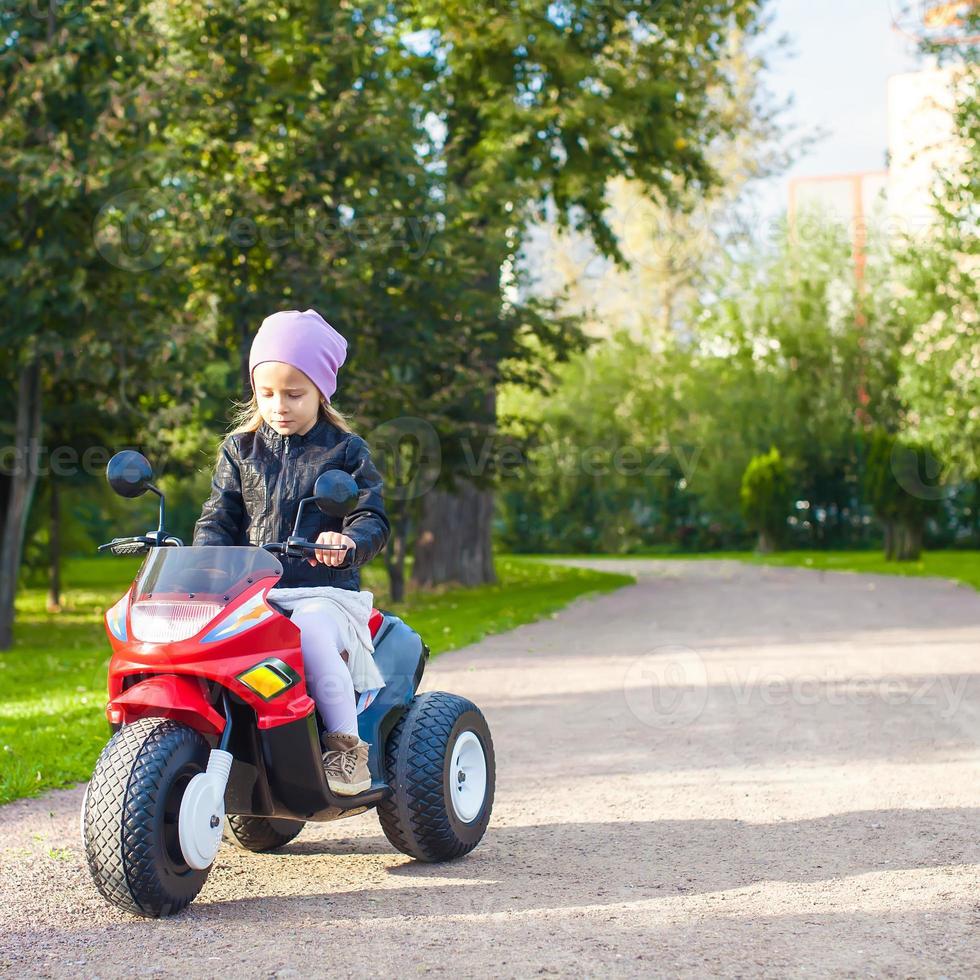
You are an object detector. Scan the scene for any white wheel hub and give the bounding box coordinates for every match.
[178,749,232,870]
[449,731,487,823]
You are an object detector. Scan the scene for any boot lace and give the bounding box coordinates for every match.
[326,748,359,780]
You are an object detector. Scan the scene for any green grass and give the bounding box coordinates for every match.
[0,554,632,806]
[528,549,980,591]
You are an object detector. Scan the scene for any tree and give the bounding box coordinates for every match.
[740,446,791,553]
[681,213,908,545]
[150,0,550,602]
[497,211,909,554]
[519,18,800,344]
[497,328,690,554]
[892,63,979,482]
[406,0,768,586]
[155,0,445,401]
[864,429,940,561]
[0,0,174,647]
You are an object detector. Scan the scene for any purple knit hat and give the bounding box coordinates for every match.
[248,309,348,404]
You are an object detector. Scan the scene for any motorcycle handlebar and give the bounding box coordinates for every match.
[98,533,183,556]
[98,536,152,556]
[263,542,352,552]
[99,534,352,566]
[262,540,356,568]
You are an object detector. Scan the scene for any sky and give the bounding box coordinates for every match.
[751,0,925,220]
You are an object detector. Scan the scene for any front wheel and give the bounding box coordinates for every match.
[82,717,213,917]
[378,692,495,862]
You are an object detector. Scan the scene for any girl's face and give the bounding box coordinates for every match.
[253,361,322,437]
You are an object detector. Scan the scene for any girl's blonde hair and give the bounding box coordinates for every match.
[217,393,354,465]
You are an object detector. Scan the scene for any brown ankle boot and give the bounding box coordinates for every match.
[321,732,372,796]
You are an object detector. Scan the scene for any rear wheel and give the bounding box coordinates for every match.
[82,717,212,917]
[224,815,304,852]
[378,691,495,862]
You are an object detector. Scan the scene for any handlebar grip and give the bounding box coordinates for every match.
[262,541,356,568]
[98,537,131,553]
[112,540,149,556]
[98,537,149,556]
[297,541,357,568]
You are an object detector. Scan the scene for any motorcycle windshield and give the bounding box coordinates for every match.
[133,546,283,606]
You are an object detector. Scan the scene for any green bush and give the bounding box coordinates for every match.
[740,447,792,553]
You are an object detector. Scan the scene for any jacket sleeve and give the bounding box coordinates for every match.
[192,438,247,546]
[342,434,391,568]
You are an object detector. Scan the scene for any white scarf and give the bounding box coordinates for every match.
[265,586,386,697]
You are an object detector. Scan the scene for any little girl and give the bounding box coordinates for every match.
[192,308,390,796]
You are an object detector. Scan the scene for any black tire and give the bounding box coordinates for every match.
[82,717,212,917]
[224,815,304,852]
[377,691,495,862]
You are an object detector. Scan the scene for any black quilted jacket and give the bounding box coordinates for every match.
[191,417,390,590]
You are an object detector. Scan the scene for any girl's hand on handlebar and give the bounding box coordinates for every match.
[308,531,357,567]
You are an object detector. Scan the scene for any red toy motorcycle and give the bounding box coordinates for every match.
[82,450,495,917]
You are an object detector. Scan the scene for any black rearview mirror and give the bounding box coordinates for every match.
[313,469,359,518]
[106,451,154,499]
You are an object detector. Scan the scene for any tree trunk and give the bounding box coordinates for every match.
[386,545,406,604]
[239,309,252,400]
[0,360,44,649]
[883,521,895,560]
[410,381,498,588]
[385,498,410,604]
[47,476,62,613]
[970,480,980,544]
[893,521,923,561]
[411,479,496,588]
[884,519,922,561]
[756,529,774,554]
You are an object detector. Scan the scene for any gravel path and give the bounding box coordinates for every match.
[1,559,978,978]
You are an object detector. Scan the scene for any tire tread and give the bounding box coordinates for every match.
[377,692,494,862]
[83,718,210,917]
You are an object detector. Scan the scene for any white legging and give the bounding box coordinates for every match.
[289,598,359,737]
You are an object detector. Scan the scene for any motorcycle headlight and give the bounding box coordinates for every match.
[130,600,224,643]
